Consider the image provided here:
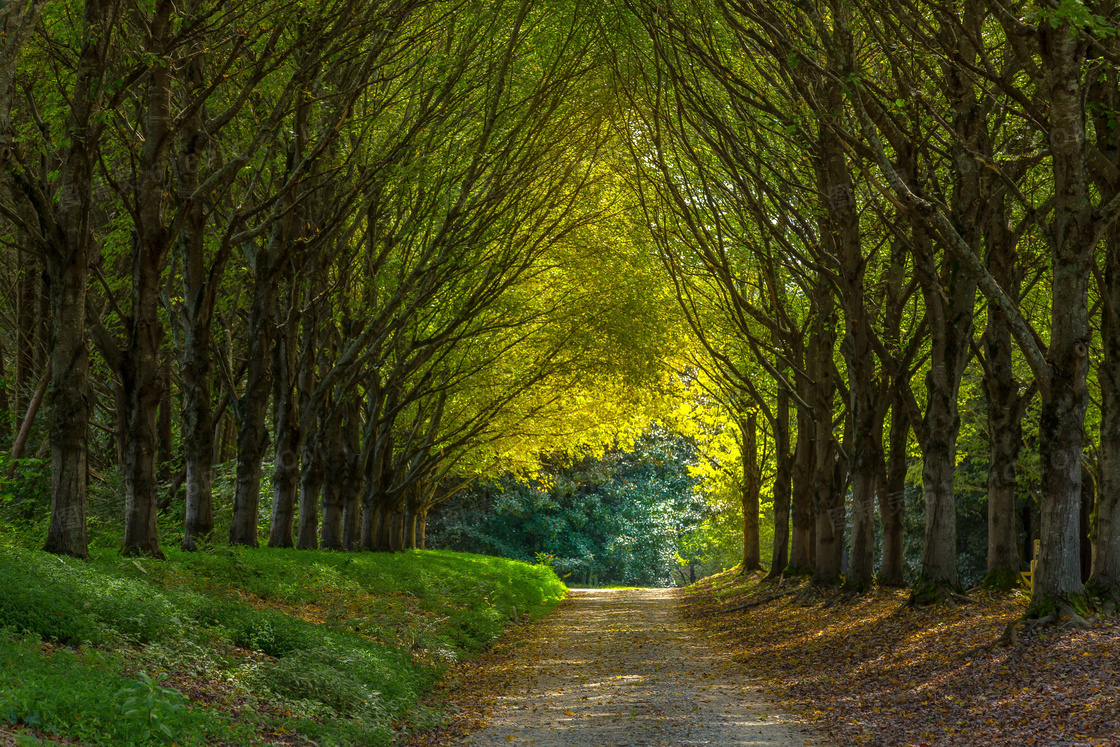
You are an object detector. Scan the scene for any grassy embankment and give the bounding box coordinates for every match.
[0,544,565,747]
[685,569,1120,746]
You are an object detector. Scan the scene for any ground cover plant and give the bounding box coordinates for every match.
[0,543,565,746]
[684,570,1120,746]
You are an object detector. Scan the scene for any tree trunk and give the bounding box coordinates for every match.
[15,243,38,425]
[157,358,172,480]
[119,0,177,559]
[911,20,985,589]
[0,334,8,442]
[982,215,1025,586]
[406,510,418,550]
[830,139,879,590]
[372,505,389,551]
[9,368,49,474]
[379,507,395,551]
[43,0,113,559]
[341,402,362,550]
[229,268,279,547]
[846,407,882,591]
[740,412,761,572]
[1032,22,1093,613]
[268,287,301,548]
[1080,469,1094,584]
[319,412,346,550]
[811,320,843,585]
[789,400,815,572]
[394,509,406,551]
[1089,33,1120,603]
[1094,227,1120,599]
[45,254,91,557]
[984,349,1025,586]
[360,459,380,550]
[768,385,791,577]
[296,428,325,549]
[878,391,907,586]
[177,130,216,550]
[815,65,863,586]
[175,0,216,550]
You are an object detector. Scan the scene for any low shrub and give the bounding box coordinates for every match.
[0,549,184,645]
[195,600,314,657]
[0,631,244,746]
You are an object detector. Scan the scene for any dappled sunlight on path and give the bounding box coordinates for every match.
[459,588,826,746]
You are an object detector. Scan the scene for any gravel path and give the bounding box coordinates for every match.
[459,588,826,747]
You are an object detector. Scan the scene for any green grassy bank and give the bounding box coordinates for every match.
[0,545,566,746]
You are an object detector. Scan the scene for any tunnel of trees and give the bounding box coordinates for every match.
[0,0,1119,621]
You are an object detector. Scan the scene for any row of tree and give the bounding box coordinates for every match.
[7,0,1120,626]
[0,0,670,558]
[617,0,1120,619]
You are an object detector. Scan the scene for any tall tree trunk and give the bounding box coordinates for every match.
[1032,22,1093,613]
[815,56,864,585]
[121,0,175,558]
[831,148,879,591]
[177,30,217,550]
[810,302,842,584]
[0,335,9,443]
[1088,24,1120,604]
[43,0,113,558]
[768,385,791,577]
[229,267,279,546]
[1094,226,1120,600]
[15,242,38,424]
[393,508,406,551]
[296,427,325,550]
[789,398,815,572]
[157,358,172,479]
[982,202,1025,587]
[268,282,301,548]
[360,452,381,550]
[341,401,363,550]
[915,263,972,590]
[44,208,93,559]
[910,13,986,591]
[878,390,908,586]
[230,52,316,546]
[406,508,418,550]
[740,411,761,573]
[319,410,346,550]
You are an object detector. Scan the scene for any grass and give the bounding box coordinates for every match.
[0,543,566,746]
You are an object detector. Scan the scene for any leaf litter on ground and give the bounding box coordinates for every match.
[681,570,1120,746]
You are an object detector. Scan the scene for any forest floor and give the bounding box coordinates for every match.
[0,545,566,747]
[682,570,1120,746]
[406,587,824,746]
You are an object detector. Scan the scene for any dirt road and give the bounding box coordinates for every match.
[457,588,826,746]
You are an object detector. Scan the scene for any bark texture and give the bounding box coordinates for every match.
[740,412,761,572]
[42,0,114,558]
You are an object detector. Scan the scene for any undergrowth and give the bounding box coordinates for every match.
[0,541,565,746]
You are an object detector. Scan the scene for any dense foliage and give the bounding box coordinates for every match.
[428,429,710,587]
